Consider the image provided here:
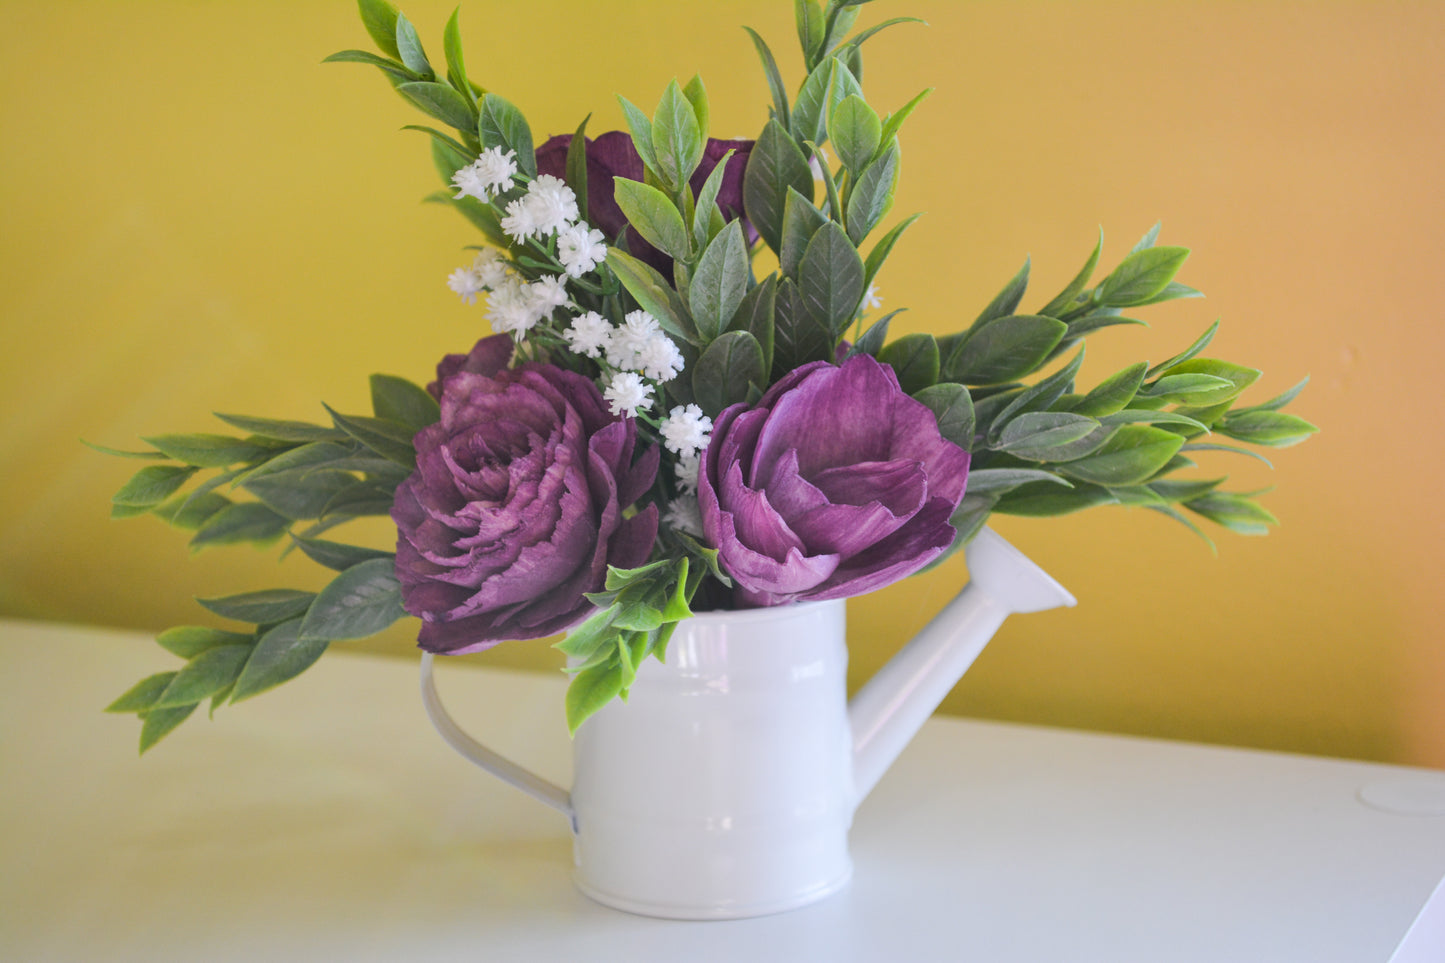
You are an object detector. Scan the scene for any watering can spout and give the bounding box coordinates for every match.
[848,527,1075,805]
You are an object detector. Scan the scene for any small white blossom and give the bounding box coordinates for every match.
[674,452,702,495]
[501,196,541,243]
[451,147,518,202]
[603,371,654,417]
[527,274,570,314]
[863,283,883,311]
[446,266,487,305]
[605,310,661,370]
[523,174,580,236]
[636,334,685,382]
[661,404,713,457]
[486,275,543,337]
[664,496,704,537]
[472,248,511,289]
[564,311,613,358]
[557,221,608,277]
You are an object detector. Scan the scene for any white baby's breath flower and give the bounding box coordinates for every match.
[472,248,511,289]
[563,311,613,358]
[557,221,608,277]
[523,174,580,237]
[863,283,883,311]
[486,275,543,337]
[604,310,662,371]
[446,266,487,305]
[451,147,518,202]
[603,371,654,417]
[674,452,702,495]
[501,196,540,243]
[660,404,713,457]
[527,274,570,314]
[663,496,704,537]
[636,333,685,382]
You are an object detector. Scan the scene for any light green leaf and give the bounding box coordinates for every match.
[358,0,401,59]
[112,464,197,508]
[1146,321,1220,379]
[106,672,177,714]
[613,178,690,261]
[971,257,1030,329]
[397,82,474,132]
[566,659,625,735]
[778,186,829,279]
[863,212,922,290]
[845,142,898,244]
[690,221,750,341]
[299,557,407,641]
[1180,442,1275,468]
[564,115,590,219]
[691,148,735,250]
[1233,376,1310,414]
[157,626,252,659]
[1071,362,1147,417]
[442,7,472,103]
[1131,222,1162,253]
[142,433,274,468]
[651,80,704,192]
[1057,424,1185,486]
[1216,409,1319,447]
[996,412,1106,462]
[828,94,882,174]
[213,413,348,444]
[138,703,198,754]
[913,382,974,450]
[478,93,535,176]
[795,0,827,64]
[152,644,251,709]
[1136,373,1236,407]
[792,56,861,148]
[1039,227,1103,318]
[1098,246,1190,307]
[987,348,1086,441]
[1099,410,1211,434]
[151,490,231,530]
[617,96,659,176]
[393,12,433,79]
[196,588,315,624]
[231,618,330,702]
[606,248,698,343]
[322,49,416,84]
[1182,492,1279,535]
[877,86,932,149]
[963,468,1072,495]
[1156,357,1260,405]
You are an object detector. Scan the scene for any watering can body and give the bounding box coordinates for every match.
[420,527,1075,919]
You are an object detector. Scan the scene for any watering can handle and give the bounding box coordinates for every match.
[419,652,575,827]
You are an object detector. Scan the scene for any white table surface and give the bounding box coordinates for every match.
[2,618,1443,962]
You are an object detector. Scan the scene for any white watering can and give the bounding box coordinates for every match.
[420,526,1075,919]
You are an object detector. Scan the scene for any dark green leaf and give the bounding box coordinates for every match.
[1180,442,1275,468]
[299,557,407,641]
[1233,376,1310,414]
[849,307,904,358]
[828,94,881,174]
[862,212,922,291]
[1130,281,1204,307]
[478,93,535,176]
[1182,492,1279,535]
[292,537,394,572]
[1136,373,1237,407]
[972,258,1030,329]
[319,482,397,520]
[1098,246,1190,307]
[1142,502,1218,554]
[197,588,315,624]
[231,441,356,487]
[913,382,974,450]
[742,26,790,129]
[946,314,1066,385]
[1148,477,1226,502]
[691,148,735,249]
[1098,410,1212,435]
[1216,409,1319,447]
[370,374,440,432]
[242,469,357,521]
[778,186,829,279]
[112,464,197,508]
[743,118,814,254]
[726,274,776,374]
[106,672,177,714]
[606,249,697,343]
[189,502,289,550]
[796,0,827,64]
[690,221,750,341]
[82,440,167,459]
[1146,321,1220,379]
[1065,312,1148,339]
[845,142,898,244]
[152,644,251,709]
[693,331,767,418]
[996,413,1106,462]
[878,333,939,395]
[213,413,348,443]
[1157,358,1260,405]
[325,405,416,468]
[798,221,864,337]
[1039,227,1104,318]
[877,86,932,148]
[231,618,331,702]
[357,0,401,59]
[1057,424,1185,486]
[151,490,231,530]
[157,626,253,659]
[771,277,832,377]
[1071,362,1147,417]
[138,703,198,754]
[565,115,590,219]
[964,468,1073,496]
[994,480,1115,517]
[795,57,862,147]
[986,348,1086,442]
[142,433,274,468]
[397,81,474,131]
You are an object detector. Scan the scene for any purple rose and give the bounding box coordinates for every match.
[699,354,971,607]
[393,335,660,653]
[535,131,753,275]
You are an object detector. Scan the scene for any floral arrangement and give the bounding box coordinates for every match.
[100,0,1316,752]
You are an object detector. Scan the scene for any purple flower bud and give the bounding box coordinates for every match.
[393,336,660,652]
[698,354,971,607]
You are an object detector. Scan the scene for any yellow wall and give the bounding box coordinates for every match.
[3,1,1441,767]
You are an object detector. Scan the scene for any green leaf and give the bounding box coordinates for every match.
[83,440,167,459]
[798,221,865,337]
[1156,358,1260,405]
[946,315,1066,385]
[795,0,827,64]
[879,333,939,395]
[877,86,932,148]
[849,307,904,358]
[605,248,697,343]
[1136,373,1236,407]
[771,277,832,377]
[1072,362,1147,417]
[213,413,348,443]
[1099,410,1212,435]
[913,382,975,450]
[779,186,829,279]
[189,502,289,550]
[963,468,1073,496]
[617,96,659,176]
[397,82,474,132]
[242,469,357,521]
[1216,409,1319,448]
[1148,477,1226,502]
[743,117,814,254]
[987,348,1086,441]
[835,15,925,58]
[152,644,250,709]
[742,26,790,129]
[442,7,471,103]
[996,413,1107,462]
[613,178,690,261]
[157,626,253,659]
[357,0,401,59]
[321,49,416,84]
[197,588,315,624]
[682,74,710,138]
[828,94,882,174]
[112,464,197,509]
[142,433,274,468]
[994,480,1115,517]
[651,80,705,192]
[139,703,198,754]
[691,148,735,250]
[693,331,767,418]
[862,212,922,291]
[565,115,590,219]
[1180,442,1275,468]
[106,672,177,714]
[1131,281,1204,307]
[845,141,898,245]
[1146,321,1220,379]
[325,405,416,468]
[1065,312,1148,339]
[1233,376,1310,414]
[1142,502,1218,554]
[1130,222,1162,253]
[690,221,750,341]
[393,12,433,79]
[299,557,407,641]
[230,618,330,703]
[1039,227,1104,318]
[1098,246,1190,307]
[231,441,355,487]
[370,374,440,432]
[1182,492,1279,535]
[292,537,394,572]
[478,93,535,176]
[151,490,231,530]
[1057,424,1185,486]
[727,274,776,375]
[793,57,862,147]
[971,258,1030,329]
[566,659,625,735]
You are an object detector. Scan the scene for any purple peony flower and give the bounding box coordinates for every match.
[535,131,753,275]
[698,354,971,607]
[393,335,660,653]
